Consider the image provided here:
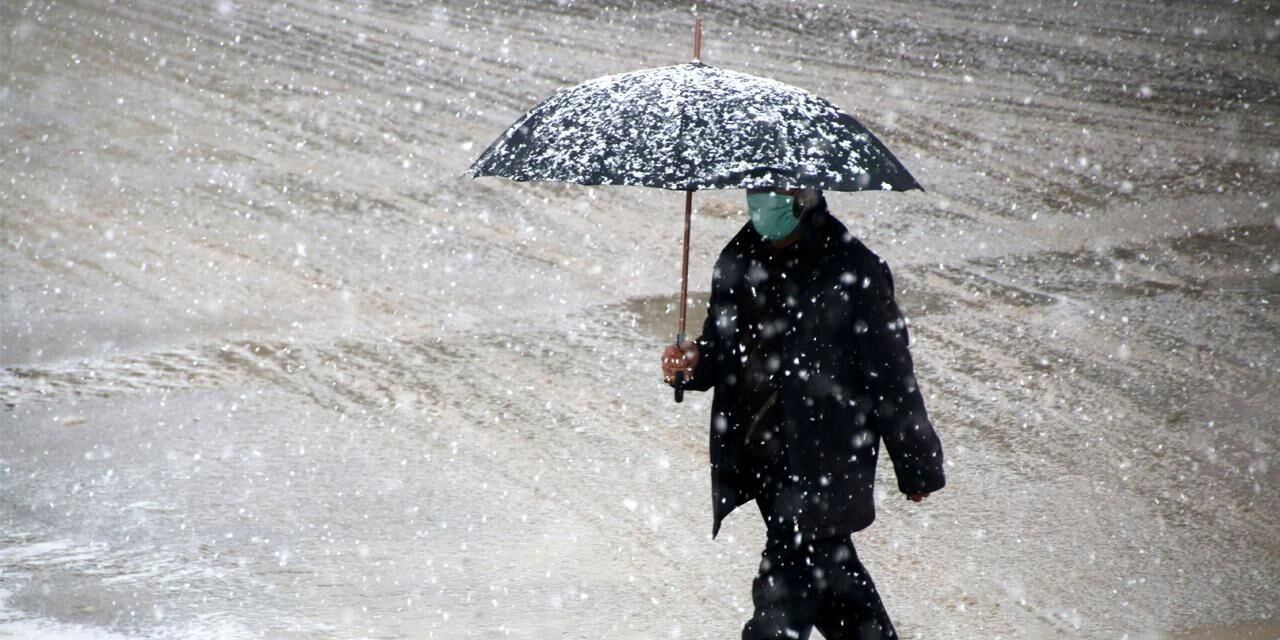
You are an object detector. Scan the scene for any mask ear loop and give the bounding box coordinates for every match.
[792,190,810,222]
[793,188,827,225]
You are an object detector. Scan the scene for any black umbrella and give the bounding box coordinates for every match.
[469,61,920,192]
[469,19,921,401]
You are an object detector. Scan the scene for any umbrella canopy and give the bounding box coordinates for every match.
[468,62,921,193]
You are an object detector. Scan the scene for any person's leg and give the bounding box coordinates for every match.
[811,538,897,640]
[742,498,822,640]
[741,537,822,640]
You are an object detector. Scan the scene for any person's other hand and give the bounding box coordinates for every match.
[661,341,699,386]
[906,493,930,503]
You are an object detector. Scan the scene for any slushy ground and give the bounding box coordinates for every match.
[2,0,1277,638]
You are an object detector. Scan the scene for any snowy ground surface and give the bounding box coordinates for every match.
[2,1,1278,638]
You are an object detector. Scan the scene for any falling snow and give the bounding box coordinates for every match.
[1,0,1277,639]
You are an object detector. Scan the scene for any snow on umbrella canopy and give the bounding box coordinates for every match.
[468,61,922,192]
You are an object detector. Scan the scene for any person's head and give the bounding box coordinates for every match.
[746,186,823,246]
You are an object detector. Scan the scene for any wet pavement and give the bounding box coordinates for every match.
[2,0,1277,638]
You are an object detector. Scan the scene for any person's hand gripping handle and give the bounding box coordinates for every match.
[661,340,699,404]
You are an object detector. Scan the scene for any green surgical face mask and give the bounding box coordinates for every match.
[747,192,798,241]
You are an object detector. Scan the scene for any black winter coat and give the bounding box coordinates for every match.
[684,199,946,540]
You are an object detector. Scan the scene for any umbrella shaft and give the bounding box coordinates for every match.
[693,16,703,61]
[678,190,693,341]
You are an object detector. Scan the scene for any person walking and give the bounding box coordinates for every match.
[661,187,946,640]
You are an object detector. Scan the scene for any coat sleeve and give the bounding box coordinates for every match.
[864,261,947,496]
[683,315,719,392]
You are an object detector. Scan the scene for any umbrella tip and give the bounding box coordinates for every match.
[693,14,703,62]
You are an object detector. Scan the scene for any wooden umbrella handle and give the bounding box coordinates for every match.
[675,190,693,403]
[677,19,700,403]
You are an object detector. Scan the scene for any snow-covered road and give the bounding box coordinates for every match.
[2,1,1277,638]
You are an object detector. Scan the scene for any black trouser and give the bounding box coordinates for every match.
[742,504,897,640]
